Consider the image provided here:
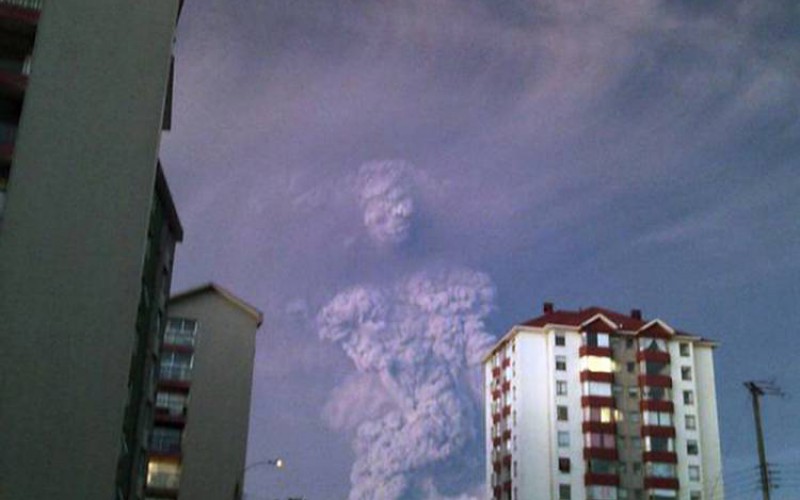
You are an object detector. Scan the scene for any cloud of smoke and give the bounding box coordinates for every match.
[356,160,416,245]
[318,268,496,500]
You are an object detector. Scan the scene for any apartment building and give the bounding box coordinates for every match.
[484,304,723,500]
[0,1,184,499]
[145,284,263,500]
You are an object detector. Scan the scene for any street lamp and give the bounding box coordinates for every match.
[245,458,284,471]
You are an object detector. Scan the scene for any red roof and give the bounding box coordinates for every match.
[521,305,701,338]
[522,306,646,331]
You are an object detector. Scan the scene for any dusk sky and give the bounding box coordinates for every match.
[160,1,800,498]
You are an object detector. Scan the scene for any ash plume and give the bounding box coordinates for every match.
[356,160,416,245]
[318,268,496,500]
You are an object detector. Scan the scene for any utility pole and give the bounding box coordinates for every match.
[744,380,784,500]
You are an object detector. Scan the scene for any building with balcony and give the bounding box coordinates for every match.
[0,1,184,499]
[484,304,723,500]
[145,284,263,500]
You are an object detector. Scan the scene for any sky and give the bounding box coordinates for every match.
[160,1,800,498]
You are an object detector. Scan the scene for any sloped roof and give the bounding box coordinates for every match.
[170,282,263,327]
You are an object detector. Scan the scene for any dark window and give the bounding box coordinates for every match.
[557,405,569,421]
[627,362,636,373]
[687,440,699,455]
[555,334,566,346]
[559,457,571,473]
[556,355,567,371]
[559,484,571,500]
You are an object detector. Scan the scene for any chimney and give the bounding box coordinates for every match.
[543,302,554,314]
[631,309,642,320]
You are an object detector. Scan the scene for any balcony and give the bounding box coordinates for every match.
[579,345,613,357]
[583,447,618,461]
[638,374,672,388]
[636,349,670,363]
[640,400,674,413]
[643,477,679,490]
[642,451,678,464]
[580,370,614,383]
[149,435,182,457]
[640,425,676,438]
[584,472,619,487]
[0,0,41,29]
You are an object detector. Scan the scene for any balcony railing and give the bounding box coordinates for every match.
[0,0,42,10]
[159,365,191,382]
[147,470,180,490]
[150,435,181,455]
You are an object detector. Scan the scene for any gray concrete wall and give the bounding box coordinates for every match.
[168,292,259,500]
[0,1,178,498]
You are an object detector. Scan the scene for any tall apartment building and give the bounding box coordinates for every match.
[484,304,723,500]
[0,1,184,499]
[145,284,263,500]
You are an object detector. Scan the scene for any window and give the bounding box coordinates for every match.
[559,484,571,500]
[644,361,668,376]
[631,437,642,450]
[555,334,566,346]
[585,433,615,449]
[556,355,567,371]
[646,436,674,452]
[619,489,629,499]
[689,465,701,481]
[557,405,569,421]
[684,390,695,405]
[627,362,636,373]
[558,431,570,447]
[581,356,615,373]
[583,381,612,397]
[164,317,198,346]
[626,338,634,349]
[680,342,690,356]
[690,492,702,500]
[642,338,666,352]
[513,460,517,477]
[648,462,676,478]
[585,331,610,348]
[159,351,193,381]
[687,440,699,455]
[632,462,642,474]
[681,366,692,381]
[559,457,571,473]
[643,411,673,426]
[628,411,640,424]
[556,380,568,396]
[628,387,639,399]
[146,460,181,489]
[150,427,181,454]
[588,459,617,474]
[155,391,187,416]
[685,415,697,430]
[584,407,613,423]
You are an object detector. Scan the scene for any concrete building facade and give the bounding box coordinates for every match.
[485,304,723,500]
[145,284,262,500]
[0,1,183,499]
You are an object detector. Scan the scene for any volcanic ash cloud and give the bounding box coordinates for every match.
[356,160,417,246]
[317,268,496,500]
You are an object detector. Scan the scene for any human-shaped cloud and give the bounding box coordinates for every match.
[356,160,416,245]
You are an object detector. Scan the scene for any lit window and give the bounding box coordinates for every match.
[557,405,569,421]
[687,440,699,455]
[146,460,181,489]
[556,355,567,371]
[556,380,568,396]
[580,356,615,373]
[689,465,701,481]
[557,431,570,447]
[685,415,697,430]
[684,390,695,405]
[555,334,566,346]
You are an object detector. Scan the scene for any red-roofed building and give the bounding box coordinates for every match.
[484,303,723,500]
